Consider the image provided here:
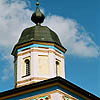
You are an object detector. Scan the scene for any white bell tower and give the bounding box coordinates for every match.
[12,0,66,88]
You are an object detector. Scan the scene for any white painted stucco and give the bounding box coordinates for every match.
[15,46,65,87]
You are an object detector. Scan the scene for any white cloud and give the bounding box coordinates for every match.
[0,0,100,80]
[43,16,100,57]
[0,0,33,47]
[0,0,33,80]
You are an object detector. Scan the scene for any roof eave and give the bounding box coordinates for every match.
[11,40,67,56]
[0,77,99,100]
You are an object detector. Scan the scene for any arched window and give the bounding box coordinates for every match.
[25,59,30,76]
[56,59,61,76]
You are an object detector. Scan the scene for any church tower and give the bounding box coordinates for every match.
[0,1,99,100]
[12,0,66,88]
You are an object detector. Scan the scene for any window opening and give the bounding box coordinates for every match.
[45,97,49,100]
[56,60,59,76]
[25,59,30,76]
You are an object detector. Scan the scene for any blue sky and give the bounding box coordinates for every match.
[0,0,100,97]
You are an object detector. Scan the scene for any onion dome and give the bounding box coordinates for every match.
[31,0,45,25]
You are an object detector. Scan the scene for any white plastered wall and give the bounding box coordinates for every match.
[51,92,62,100]
[17,49,31,81]
[55,52,65,78]
[15,46,65,87]
[49,48,56,78]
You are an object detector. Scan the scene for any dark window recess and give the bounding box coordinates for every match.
[45,97,49,100]
[40,99,43,100]
[25,59,30,76]
[56,61,59,76]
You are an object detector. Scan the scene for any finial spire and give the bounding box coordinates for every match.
[36,0,39,6]
[31,0,45,25]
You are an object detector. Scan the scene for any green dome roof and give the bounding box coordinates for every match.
[17,25,63,47]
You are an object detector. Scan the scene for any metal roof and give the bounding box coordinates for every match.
[17,25,63,47]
